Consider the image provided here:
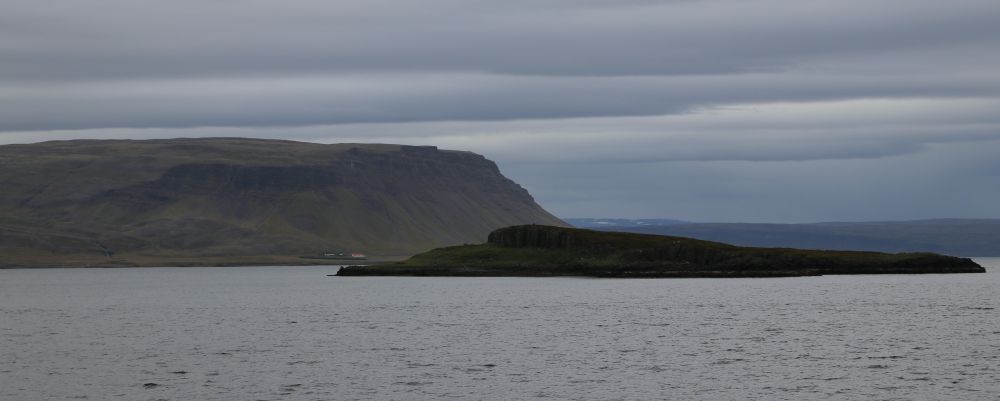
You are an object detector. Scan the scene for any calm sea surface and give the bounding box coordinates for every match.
[2,259,999,400]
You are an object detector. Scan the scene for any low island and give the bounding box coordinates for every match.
[336,225,985,278]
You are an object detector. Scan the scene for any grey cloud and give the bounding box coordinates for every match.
[3,72,1000,132]
[2,0,999,132]
[1,0,999,81]
[5,98,999,165]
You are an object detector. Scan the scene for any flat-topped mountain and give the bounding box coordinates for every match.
[337,225,984,277]
[0,138,565,267]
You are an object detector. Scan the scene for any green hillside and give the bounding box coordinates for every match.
[0,138,566,267]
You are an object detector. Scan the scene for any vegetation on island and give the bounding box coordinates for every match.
[337,225,985,277]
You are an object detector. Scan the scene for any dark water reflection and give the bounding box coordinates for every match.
[2,258,999,400]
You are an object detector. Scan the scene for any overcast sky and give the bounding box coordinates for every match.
[3,0,1000,222]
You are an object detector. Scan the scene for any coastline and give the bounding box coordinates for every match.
[0,255,400,269]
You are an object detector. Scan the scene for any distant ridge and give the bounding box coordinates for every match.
[564,218,691,228]
[0,138,566,267]
[571,218,1000,256]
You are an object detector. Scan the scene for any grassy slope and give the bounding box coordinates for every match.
[0,138,566,267]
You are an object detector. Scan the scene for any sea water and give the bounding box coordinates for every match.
[2,258,999,400]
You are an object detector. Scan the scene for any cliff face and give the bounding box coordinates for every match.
[0,138,566,267]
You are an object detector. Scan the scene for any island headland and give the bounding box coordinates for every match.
[336,225,985,277]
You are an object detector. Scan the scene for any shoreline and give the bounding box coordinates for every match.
[0,256,401,269]
[335,265,986,278]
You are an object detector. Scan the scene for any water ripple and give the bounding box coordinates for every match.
[1,261,999,400]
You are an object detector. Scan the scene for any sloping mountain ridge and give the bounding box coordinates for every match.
[0,138,566,267]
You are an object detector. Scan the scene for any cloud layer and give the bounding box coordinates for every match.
[3,0,999,221]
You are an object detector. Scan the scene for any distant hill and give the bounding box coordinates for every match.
[564,218,691,228]
[574,219,1000,256]
[0,138,565,267]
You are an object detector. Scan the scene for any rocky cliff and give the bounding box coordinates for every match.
[0,138,566,267]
